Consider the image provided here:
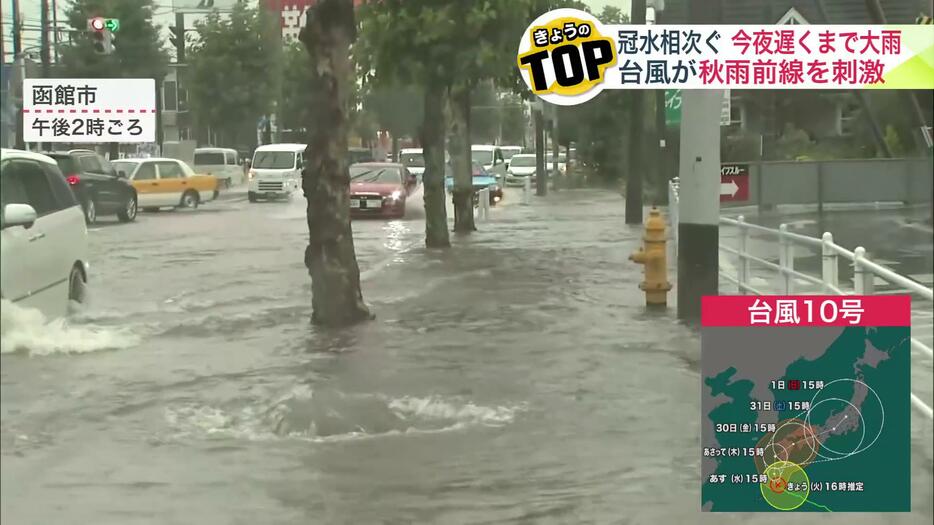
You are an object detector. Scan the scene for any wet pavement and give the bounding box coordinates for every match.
[1,188,932,524]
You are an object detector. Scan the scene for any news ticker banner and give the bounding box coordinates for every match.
[700,295,911,512]
[517,8,934,106]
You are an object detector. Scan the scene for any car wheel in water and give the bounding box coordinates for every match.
[180,190,199,209]
[68,265,86,305]
[117,196,138,222]
[83,198,97,224]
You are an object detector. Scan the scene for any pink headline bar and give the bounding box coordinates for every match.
[701,295,911,327]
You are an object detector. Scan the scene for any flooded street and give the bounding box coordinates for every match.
[2,189,931,524]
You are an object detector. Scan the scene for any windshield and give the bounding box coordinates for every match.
[471,150,493,166]
[194,152,225,165]
[111,161,138,175]
[253,151,296,169]
[400,153,424,168]
[350,166,402,184]
[502,148,521,159]
[509,156,535,168]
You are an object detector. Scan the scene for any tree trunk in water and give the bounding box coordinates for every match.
[422,84,451,248]
[298,0,371,327]
[449,84,475,233]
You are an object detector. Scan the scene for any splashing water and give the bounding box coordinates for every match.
[0,299,140,356]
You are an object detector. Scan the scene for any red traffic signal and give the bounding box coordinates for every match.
[89,17,106,32]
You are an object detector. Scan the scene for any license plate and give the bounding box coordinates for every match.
[367,199,382,209]
[350,199,360,208]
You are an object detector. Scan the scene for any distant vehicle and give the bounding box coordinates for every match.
[349,162,418,219]
[1,149,89,319]
[445,161,502,205]
[112,157,218,212]
[348,147,376,165]
[399,148,425,180]
[504,153,537,186]
[501,146,522,168]
[194,147,243,188]
[46,149,138,224]
[248,143,304,202]
[471,145,507,180]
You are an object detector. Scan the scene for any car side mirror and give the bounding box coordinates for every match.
[2,203,38,229]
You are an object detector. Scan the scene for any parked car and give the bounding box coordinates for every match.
[349,162,418,219]
[1,149,89,319]
[45,149,138,224]
[471,144,507,181]
[504,153,537,186]
[248,143,304,202]
[193,147,243,188]
[501,146,522,168]
[112,158,218,212]
[445,161,503,205]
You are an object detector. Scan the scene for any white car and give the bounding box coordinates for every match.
[471,144,507,181]
[1,149,89,319]
[248,143,304,202]
[504,153,538,186]
[399,148,425,180]
[501,145,522,168]
[194,147,244,188]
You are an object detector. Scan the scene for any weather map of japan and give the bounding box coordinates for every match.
[701,295,911,512]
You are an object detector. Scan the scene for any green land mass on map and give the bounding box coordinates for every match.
[702,327,910,512]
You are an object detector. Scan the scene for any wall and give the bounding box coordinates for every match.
[721,158,934,210]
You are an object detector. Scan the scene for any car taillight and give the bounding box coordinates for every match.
[66,174,80,185]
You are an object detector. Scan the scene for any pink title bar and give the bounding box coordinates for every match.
[701,295,911,327]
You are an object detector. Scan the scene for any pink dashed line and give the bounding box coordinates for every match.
[25,108,155,113]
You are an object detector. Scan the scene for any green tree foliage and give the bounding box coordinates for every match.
[499,93,528,146]
[187,2,280,147]
[279,42,313,135]
[58,0,168,80]
[364,85,424,144]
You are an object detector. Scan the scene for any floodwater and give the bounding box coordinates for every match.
[2,188,932,524]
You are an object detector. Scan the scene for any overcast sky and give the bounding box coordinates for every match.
[3,0,633,59]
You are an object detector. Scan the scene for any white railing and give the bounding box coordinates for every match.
[668,178,934,420]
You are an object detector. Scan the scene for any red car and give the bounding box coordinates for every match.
[349,162,417,219]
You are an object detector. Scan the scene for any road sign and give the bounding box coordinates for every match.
[23,78,156,143]
[665,89,681,126]
[720,163,750,202]
[720,90,731,126]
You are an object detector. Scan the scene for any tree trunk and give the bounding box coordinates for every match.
[298,0,371,327]
[390,135,399,163]
[422,83,451,248]
[449,83,475,233]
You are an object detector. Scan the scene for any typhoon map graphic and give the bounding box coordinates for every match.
[701,326,910,512]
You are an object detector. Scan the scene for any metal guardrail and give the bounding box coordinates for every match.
[668,178,934,421]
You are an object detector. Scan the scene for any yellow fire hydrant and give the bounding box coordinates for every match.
[629,207,672,307]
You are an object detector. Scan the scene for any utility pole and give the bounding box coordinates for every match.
[12,0,25,149]
[677,0,722,323]
[40,0,50,77]
[625,0,647,224]
[650,4,668,204]
[534,105,547,196]
[52,0,59,63]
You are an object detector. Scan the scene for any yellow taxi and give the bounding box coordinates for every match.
[111,158,219,211]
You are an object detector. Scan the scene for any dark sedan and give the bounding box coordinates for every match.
[46,149,138,224]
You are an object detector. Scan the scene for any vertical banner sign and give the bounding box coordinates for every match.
[665,89,682,126]
[23,79,156,143]
[700,295,911,512]
[719,163,750,202]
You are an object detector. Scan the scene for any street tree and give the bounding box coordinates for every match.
[364,85,424,161]
[298,0,372,326]
[187,2,280,148]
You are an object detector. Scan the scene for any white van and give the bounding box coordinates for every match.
[471,145,507,180]
[194,147,243,188]
[399,148,425,179]
[1,149,90,319]
[248,143,305,202]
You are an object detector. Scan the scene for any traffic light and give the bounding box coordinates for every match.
[88,17,116,55]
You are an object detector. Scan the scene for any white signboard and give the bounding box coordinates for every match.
[720,89,732,126]
[23,78,156,143]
